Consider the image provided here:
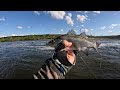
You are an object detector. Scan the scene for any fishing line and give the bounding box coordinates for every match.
[78,53,97,79]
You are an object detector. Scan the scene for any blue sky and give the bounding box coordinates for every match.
[0,11,120,37]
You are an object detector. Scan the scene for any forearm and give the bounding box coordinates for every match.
[33,58,74,79]
[33,41,77,79]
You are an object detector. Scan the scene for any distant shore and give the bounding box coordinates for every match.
[0,34,120,42]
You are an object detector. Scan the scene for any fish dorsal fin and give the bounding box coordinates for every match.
[67,29,76,36]
[80,32,88,39]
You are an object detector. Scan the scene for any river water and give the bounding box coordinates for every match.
[0,39,120,79]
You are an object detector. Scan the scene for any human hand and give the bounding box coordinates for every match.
[53,40,77,65]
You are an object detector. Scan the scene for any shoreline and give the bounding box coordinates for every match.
[0,35,119,42]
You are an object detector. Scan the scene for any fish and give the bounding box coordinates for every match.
[47,31,102,70]
[46,32,101,56]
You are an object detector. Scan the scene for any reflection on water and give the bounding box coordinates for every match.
[0,40,120,79]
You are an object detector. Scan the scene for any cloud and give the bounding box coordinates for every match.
[108,26,114,29]
[81,28,89,33]
[84,11,89,13]
[76,11,89,13]
[81,25,84,27]
[108,30,112,32]
[90,29,93,31]
[100,24,120,31]
[33,11,40,15]
[77,15,88,23]
[65,16,74,26]
[17,26,23,29]
[43,11,47,13]
[100,26,106,30]
[93,11,101,14]
[60,29,64,32]
[0,17,6,21]
[76,11,82,12]
[111,24,118,27]
[12,34,17,36]
[84,28,89,32]
[108,24,120,29]
[68,13,72,17]
[0,35,6,38]
[47,11,66,20]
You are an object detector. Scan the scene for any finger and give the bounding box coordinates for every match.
[67,51,76,64]
[40,68,47,75]
[63,40,72,47]
[49,67,59,79]
[33,74,38,79]
[46,66,54,79]
[67,51,75,56]
[38,70,45,79]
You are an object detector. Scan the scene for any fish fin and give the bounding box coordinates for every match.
[81,47,89,56]
[67,29,76,36]
[96,42,101,48]
[80,32,88,39]
[93,42,101,55]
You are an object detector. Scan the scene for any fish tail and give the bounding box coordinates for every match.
[94,42,103,68]
[96,42,101,48]
[94,42,101,55]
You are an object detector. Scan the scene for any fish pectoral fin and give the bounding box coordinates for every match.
[81,47,89,56]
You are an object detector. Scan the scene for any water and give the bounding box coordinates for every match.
[0,39,120,79]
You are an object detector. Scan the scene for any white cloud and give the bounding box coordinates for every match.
[100,24,120,31]
[81,25,84,27]
[47,11,66,20]
[100,26,106,30]
[81,28,89,33]
[90,29,93,31]
[0,35,6,38]
[68,13,72,17]
[12,34,17,36]
[60,29,64,32]
[84,28,89,32]
[76,11,82,12]
[108,30,112,32]
[77,15,88,23]
[108,24,120,29]
[93,11,101,14]
[43,11,47,13]
[17,26,23,29]
[111,24,118,27]
[33,11,40,15]
[0,17,6,21]
[65,16,74,26]
[108,26,114,29]
[84,11,89,13]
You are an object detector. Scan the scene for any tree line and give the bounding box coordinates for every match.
[0,34,60,42]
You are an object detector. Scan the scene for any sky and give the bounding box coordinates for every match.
[0,11,120,37]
